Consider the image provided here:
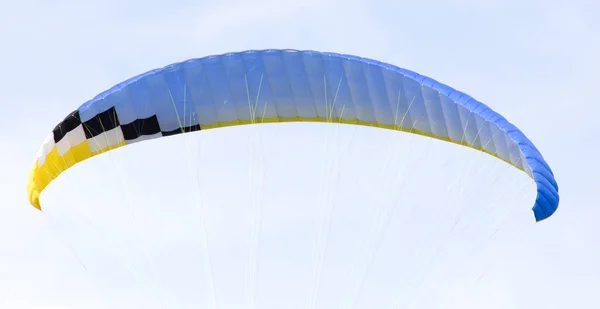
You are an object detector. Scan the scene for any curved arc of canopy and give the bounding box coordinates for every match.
[26,49,559,221]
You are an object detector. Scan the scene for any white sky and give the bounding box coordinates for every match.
[1,0,599,308]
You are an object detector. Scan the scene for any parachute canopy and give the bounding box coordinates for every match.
[26,49,559,221]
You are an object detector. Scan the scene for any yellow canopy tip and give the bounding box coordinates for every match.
[27,186,42,210]
[26,162,42,210]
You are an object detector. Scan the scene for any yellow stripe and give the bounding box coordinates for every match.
[201,116,519,168]
[27,117,523,209]
[90,140,126,157]
[27,139,126,209]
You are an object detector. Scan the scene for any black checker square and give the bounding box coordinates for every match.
[162,124,201,137]
[52,110,82,143]
[121,115,162,141]
[82,106,120,139]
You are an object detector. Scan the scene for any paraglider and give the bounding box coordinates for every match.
[26,49,559,222]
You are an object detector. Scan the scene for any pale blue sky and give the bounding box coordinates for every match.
[1,0,599,308]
